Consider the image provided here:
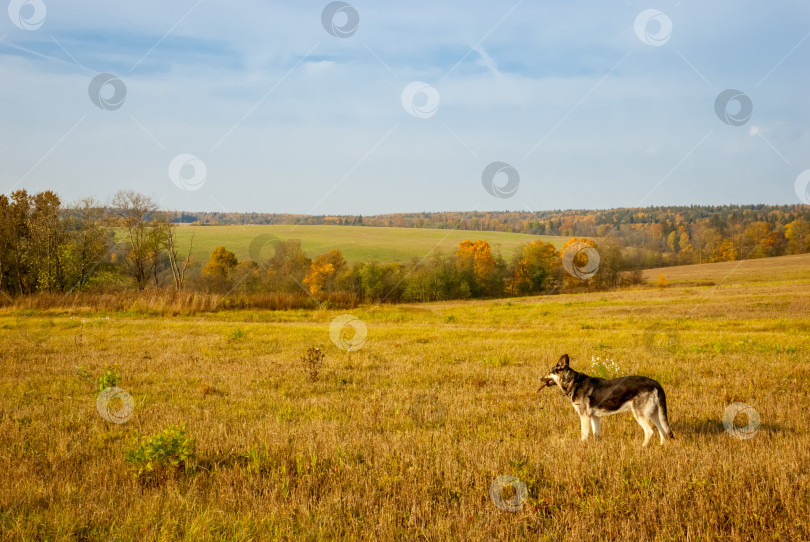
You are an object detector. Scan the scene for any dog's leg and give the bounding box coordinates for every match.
[580,413,591,441]
[632,408,655,447]
[650,408,668,445]
[590,416,601,440]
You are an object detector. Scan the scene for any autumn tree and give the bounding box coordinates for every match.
[164,224,194,291]
[560,237,599,289]
[201,246,238,293]
[0,190,34,294]
[64,198,112,290]
[456,240,496,295]
[303,249,346,296]
[111,191,163,290]
[202,246,237,279]
[28,191,67,292]
[264,240,311,293]
[785,218,810,254]
[512,240,559,295]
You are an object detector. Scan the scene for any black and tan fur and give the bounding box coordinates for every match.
[538,354,674,446]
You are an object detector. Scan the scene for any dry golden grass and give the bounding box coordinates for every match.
[1,258,809,540]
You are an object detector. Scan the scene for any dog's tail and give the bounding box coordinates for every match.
[658,386,675,439]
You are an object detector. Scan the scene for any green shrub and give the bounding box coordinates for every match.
[226,328,246,341]
[124,424,196,486]
[97,366,121,390]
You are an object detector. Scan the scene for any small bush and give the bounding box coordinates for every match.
[125,424,196,486]
[97,366,121,391]
[657,273,668,288]
[301,346,325,382]
[226,328,246,341]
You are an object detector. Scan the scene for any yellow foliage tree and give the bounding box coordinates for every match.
[513,240,559,294]
[303,249,346,296]
[201,246,237,279]
[456,240,495,290]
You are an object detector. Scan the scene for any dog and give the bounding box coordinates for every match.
[538,354,674,446]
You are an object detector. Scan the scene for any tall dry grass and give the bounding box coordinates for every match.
[0,268,808,540]
[0,290,358,314]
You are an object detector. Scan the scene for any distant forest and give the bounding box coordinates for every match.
[169,204,810,269]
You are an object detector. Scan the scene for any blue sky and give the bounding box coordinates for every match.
[1,1,809,214]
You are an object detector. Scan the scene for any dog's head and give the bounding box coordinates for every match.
[537,354,575,393]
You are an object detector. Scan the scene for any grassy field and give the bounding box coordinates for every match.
[643,252,810,285]
[1,256,809,540]
[159,224,565,264]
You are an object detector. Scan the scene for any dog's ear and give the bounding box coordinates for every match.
[554,354,570,370]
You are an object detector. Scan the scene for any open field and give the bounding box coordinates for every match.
[643,253,810,286]
[1,257,809,540]
[158,225,565,264]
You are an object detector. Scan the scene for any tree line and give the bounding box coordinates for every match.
[0,190,642,303]
[3,190,807,305]
[197,236,640,304]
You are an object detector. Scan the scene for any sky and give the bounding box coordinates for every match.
[1,1,809,215]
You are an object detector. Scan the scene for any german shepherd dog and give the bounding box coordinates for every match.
[538,354,674,446]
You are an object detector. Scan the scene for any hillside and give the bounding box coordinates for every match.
[641,252,810,286]
[169,224,566,264]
